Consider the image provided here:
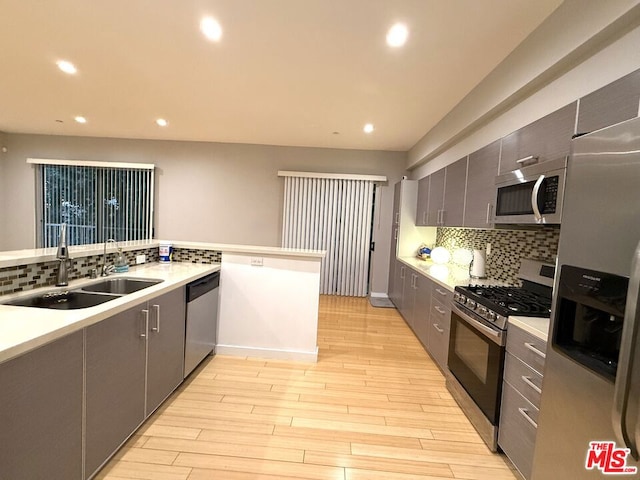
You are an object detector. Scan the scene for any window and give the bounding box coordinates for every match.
[30,159,154,247]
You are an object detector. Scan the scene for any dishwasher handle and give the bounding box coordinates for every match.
[187,272,220,302]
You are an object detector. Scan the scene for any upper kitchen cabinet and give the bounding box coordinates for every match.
[416,176,430,226]
[426,169,445,226]
[499,102,577,175]
[577,69,640,134]
[464,140,500,228]
[442,156,467,227]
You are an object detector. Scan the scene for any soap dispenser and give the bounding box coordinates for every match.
[114,247,129,273]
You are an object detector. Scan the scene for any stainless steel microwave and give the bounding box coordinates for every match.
[494,157,567,225]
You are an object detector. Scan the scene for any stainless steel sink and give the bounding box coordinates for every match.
[81,277,163,295]
[3,291,122,310]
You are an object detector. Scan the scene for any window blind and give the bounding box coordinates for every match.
[38,163,154,247]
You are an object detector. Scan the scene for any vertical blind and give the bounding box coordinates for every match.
[282,175,376,297]
[32,159,154,247]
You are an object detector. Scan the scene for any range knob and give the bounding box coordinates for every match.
[487,311,497,322]
[478,306,488,316]
[466,298,476,309]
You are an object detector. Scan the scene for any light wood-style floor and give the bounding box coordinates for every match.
[97,295,518,480]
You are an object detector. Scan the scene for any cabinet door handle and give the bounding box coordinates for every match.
[152,304,160,333]
[434,305,446,315]
[516,155,539,165]
[486,203,493,224]
[519,407,538,429]
[395,212,399,225]
[440,210,446,225]
[141,309,149,339]
[433,323,444,334]
[521,375,542,394]
[435,288,448,297]
[394,228,398,240]
[400,266,405,279]
[422,211,426,225]
[524,342,546,359]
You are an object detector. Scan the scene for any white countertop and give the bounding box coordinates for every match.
[0,241,325,268]
[509,316,551,341]
[0,262,220,364]
[398,256,505,291]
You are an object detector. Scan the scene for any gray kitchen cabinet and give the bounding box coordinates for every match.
[390,260,405,310]
[85,302,147,478]
[398,266,413,323]
[416,176,430,226]
[412,273,432,346]
[442,157,467,227]
[427,295,451,371]
[426,168,445,225]
[146,287,186,415]
[0,331,83,480]
[499,322,548,480]
[499,102,577,174]
[464,140,500,228]
[577,69,640,134]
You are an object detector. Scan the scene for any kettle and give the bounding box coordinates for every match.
[469,249,486,279]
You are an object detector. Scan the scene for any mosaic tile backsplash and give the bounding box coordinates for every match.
[0,247,222,296]
[436,226,560,285]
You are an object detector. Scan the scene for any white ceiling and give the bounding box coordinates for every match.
[0,0,562,152]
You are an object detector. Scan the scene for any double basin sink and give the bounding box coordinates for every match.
[2,277,163,310]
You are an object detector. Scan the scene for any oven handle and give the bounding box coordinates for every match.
[452,303,505,346]
[531,174,545,223]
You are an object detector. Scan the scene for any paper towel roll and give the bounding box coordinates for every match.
[470,249,486,278]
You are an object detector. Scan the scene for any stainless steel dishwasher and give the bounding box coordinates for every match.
[184,272,220,378]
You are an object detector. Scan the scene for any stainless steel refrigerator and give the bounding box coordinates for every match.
[532,116,640,478]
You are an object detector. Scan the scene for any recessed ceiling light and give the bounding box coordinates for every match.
[156,118,168,127]
[386,23,409,48]
[74,116,87,124]
[363,123,375,134]
[200,16,222,42]
[56,60,77,75]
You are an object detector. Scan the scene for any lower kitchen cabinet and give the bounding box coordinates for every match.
[499,322,547,480]
[412,274,432,346]
[85,286,187,479]
[390,260,406,311]
[85,302,147,478]
[427,296,451,371]
[0,331,84,480]
[146,288,186,414]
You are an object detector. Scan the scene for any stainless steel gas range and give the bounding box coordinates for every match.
[446,259,554,451]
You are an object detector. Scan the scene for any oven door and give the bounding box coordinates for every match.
[448,303,506,425]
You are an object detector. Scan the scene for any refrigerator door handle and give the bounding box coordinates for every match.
[613,240,640,458]
[531,175,545,223]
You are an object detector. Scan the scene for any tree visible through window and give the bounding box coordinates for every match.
[39,163,154,247]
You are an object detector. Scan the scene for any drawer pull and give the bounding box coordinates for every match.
[521,375,542,394]
[434,305,446,315]
[435,288,448,297]
[519,407,538,429]
[524,342,546,359]
[433,323,444,334]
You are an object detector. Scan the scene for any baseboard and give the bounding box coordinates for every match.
[369,292,389,299]
[215,344,319,362]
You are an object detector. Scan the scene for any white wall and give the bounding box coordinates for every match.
[409,0,640,176]
[0,134,406,294]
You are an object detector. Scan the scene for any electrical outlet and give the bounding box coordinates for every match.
[250,257,264,266]
[486,243,491,256]
[136,254,146,264]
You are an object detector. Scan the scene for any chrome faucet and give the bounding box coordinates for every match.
[56,223,70,286]
[102,239,118,276]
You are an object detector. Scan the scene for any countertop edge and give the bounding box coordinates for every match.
[509,316,550,342]
[0,241,325,267]
[0,262,220,364]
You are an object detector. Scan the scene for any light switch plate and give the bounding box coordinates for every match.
[250,257,264,266]
[136,254,146,264]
